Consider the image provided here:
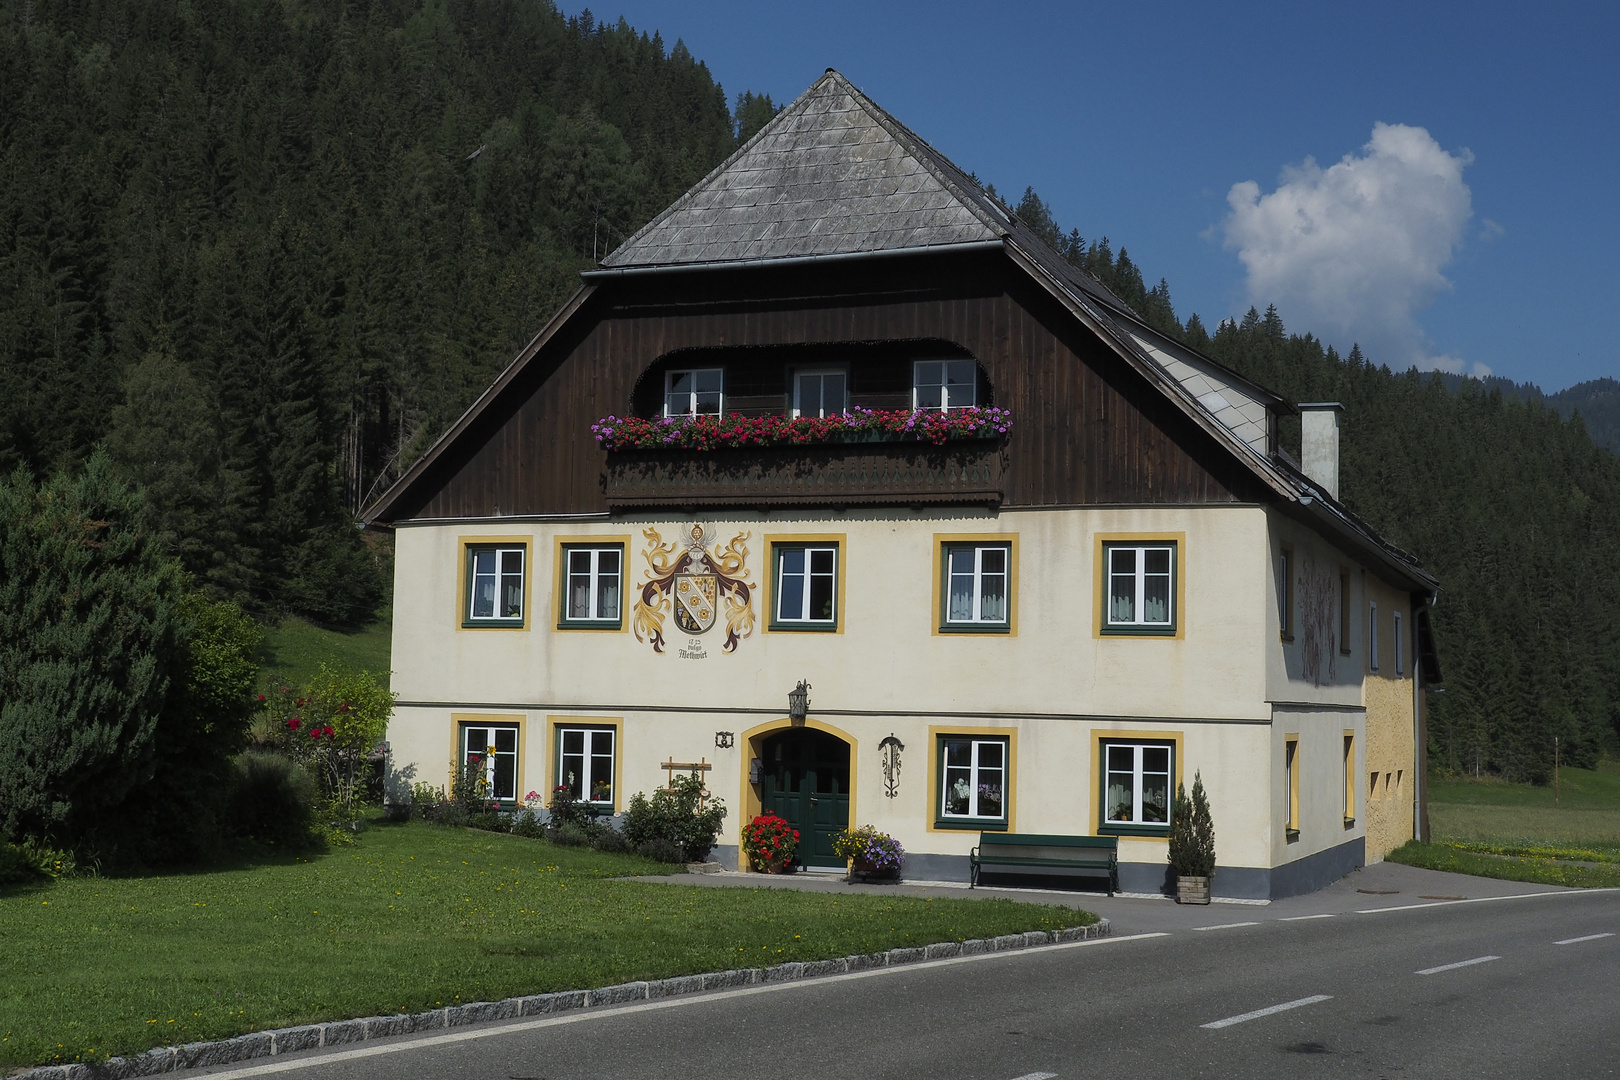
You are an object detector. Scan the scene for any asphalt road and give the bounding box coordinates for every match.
[187,884,1618,1080]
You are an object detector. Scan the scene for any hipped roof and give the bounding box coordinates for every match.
[365,70,1437,606]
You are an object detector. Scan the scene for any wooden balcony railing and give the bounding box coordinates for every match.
[603,440,1006,510]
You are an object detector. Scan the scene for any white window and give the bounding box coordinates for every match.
[1394,611,1404,675]
[939,736,1007,823]
[558,726,615,805]
[793,370,846,418]
[468,546,524,623]
[1102,741,1173,831]
[563,545,622,624]
[913,359,977,412]
[461,724,519,802]
[944,543,1009,627]
[775,544,837,625]
[1369,601,1380,671]
[1104,542,1175,631]
[663,368,723,417]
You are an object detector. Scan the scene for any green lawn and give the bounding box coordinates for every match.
[1388,759,1620,883]
[0,822,1091,1071]
[259,612,393,691]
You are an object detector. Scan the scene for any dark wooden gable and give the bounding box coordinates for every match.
[384,249,1267,521]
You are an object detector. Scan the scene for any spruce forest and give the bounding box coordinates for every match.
[3,0,1616,782]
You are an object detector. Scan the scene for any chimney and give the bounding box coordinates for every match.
[1298,402,1344,500]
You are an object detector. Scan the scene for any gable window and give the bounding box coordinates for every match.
[942,542,1010,630]
[1369,601,1380,672]
[557,726,615,807]
[1103,542,1176,634]
[913,359,977,412]
[664,368,723,417]
[1100,740,1173,835]
[936,735,1008,828]
[461,723,519,803]
[561,545,622,627]
[793,370,847,418]
[1394,611,1404,675]
[467,545,525,626]
[773,544,838,628]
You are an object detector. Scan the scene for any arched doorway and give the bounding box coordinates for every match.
[759,728,850,868]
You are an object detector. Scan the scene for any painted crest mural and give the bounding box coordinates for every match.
[633,525,755,653]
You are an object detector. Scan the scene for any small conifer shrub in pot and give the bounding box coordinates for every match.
[1168,771,1216,904]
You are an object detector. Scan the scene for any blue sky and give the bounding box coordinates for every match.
[585,1,1616,392]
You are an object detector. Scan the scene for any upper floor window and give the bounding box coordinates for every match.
[1103,542,1176,634]
[561,545,622,627]
[467,545,525,626]
[913,359,977,412]
[774,543,838,628]
[664,368,723,417]
[943,543,1010,630]
[793,370,847,418]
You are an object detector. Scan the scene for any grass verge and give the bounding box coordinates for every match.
[0,821,1092,1071]
[1386,840,1620,889]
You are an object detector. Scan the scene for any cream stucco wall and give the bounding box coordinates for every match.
[1362,575,1416,862]
[384,503,1406,879]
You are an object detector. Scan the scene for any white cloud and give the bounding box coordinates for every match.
[1222,123,1473,370]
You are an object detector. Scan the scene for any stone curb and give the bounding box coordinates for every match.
[17,921,1107,1079]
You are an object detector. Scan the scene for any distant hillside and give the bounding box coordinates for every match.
[1439,375,1620,454]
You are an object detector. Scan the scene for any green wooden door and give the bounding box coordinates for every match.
[759,729,850,868]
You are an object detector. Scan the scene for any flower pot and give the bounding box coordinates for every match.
[1176,875,1211,905]
[848,861,900,884]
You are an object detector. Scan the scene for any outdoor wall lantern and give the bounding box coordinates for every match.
[787,680,811,723]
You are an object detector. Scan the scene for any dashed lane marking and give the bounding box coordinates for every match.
[1279,913,1337,922]
[1008,1073,1058,1080]
[1415,955,1500,976]
[1191,921,1259,931]
[1554,932,1614,945]
[1201,994,1333,1029]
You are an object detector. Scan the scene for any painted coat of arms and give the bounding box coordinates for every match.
[633,525,755,653]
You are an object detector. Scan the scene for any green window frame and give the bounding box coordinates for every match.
[464,545,526,628]
[461,723,520,804]
[1101,541,1177,636]
[935,735,1009,830]
[771,543,838,630]
[940,542,1011,632]
[558,544,624,629]
[556,726,616,808]
[1098,740,1174,837]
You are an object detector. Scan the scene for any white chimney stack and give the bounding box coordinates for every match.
[1298,402,1344,501]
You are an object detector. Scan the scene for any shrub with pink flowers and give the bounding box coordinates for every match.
[592,406,1012,451]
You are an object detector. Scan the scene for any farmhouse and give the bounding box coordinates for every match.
[365,70,1441,899]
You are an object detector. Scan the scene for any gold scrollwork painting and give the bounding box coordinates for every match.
[633,525,755,654]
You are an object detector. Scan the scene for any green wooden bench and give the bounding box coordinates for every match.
[969,833,1119,895]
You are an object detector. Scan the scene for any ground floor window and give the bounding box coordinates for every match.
[936,735,1008,828]
[557,726,615,807]
[461,724,519,802]
[1100,740,1173,834]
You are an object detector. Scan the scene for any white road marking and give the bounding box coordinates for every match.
[1356,888,1619,915]
[1008,1073,1058,1080]
[190,934,1171,1079]
[1415,955,1500,976]
[1280,913,1337,922]
[1554,932,1615,945]
[1192,921,1259,931]
[1201,994,1333,1029]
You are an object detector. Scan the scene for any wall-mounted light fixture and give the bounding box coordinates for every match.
[787,680,811,723]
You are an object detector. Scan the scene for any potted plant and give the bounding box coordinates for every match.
[1168,771,1216,904]
[741,812,799,872]
[832,825,905,882]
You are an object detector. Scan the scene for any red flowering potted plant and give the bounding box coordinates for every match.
[741,812,800,873]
